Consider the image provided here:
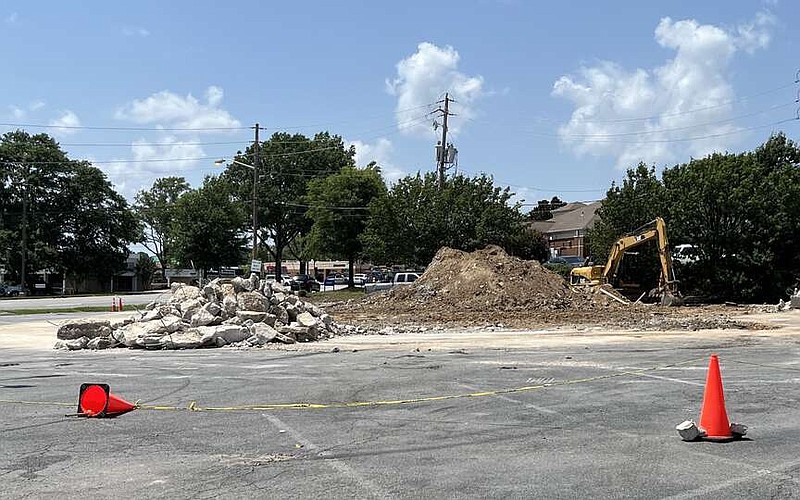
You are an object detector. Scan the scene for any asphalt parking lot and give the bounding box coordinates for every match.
[2,328,800,499]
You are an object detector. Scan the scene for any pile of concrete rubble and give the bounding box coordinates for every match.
[55,275,340,350]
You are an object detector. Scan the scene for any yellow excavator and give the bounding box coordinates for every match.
[569,217,682,306]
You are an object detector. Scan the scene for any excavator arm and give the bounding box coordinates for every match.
[603,217,676,289]
[570,217,680,303]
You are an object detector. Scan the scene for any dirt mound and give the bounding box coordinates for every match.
[353,246,615,324]
[398,246,588,310]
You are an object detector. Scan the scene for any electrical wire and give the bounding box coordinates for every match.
[531,80,799,125]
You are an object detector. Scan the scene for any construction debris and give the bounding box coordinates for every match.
[54,277,342,350]
[332,245,771,331]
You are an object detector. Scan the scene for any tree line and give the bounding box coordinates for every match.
[0,129,547,292]
[588,133,800,303]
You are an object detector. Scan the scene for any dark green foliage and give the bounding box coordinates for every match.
[504,227,549,262]
[528,196,567,221]
[306,164,387,287]
[361,172,527,267]
[0,131,139,291]
[134,177,190,271]
[591,133,800,302]
[223,132,355,280]
[135,252,156,290]
[172,176,247,272]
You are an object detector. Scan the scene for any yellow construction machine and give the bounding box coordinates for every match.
[569,217,682,306]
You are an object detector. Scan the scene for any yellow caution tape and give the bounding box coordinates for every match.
[0,356,704,414]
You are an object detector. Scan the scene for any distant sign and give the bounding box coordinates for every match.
[250,259,262,273]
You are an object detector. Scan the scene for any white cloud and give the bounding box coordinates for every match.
[9,106,25,119]
[552,12,774,169]
[29,100,45,111]
[95,137,206,200]
[386,42,484,136]
[5,12,18,24]
[349,137,405,184]
[122,26,150,37]
[48,110,81,135]
[115,86,240,132]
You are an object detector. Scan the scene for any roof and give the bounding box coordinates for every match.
[530,201,602,234]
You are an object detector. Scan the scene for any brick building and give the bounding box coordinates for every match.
[530,201,601,258]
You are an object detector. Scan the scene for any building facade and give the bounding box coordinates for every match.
[530,201,601,258]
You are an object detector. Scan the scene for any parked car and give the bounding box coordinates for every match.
[364,272,420,294]
[290,274,320,292]
[263,274,277,283]
[0,283,24,297]
[353,274,367,286]
[545,256,585,269]
[672,244,699,265]
[323,273,345,287]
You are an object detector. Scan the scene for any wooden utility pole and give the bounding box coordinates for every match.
[437,93,451,191]
[20,162,29,293]
[252,123,260,261]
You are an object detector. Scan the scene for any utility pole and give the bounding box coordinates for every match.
[436,93,451,191]
[20,162,29,293]
[252,123,260,262]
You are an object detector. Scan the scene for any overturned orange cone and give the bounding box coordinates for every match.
[77,383,136,418]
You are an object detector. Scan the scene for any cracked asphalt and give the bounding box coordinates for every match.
[2,323,800,499]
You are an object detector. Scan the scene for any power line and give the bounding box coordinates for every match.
[547,101,795,139]
[0,101,440,134]
[534,80,799,125]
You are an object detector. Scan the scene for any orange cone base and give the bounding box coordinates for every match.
[77,383,136,418]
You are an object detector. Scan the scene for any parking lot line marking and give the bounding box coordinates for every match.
[622,371,704,387]
[458,383,560,415]
[262,413,390,499]
[662,457,800,499]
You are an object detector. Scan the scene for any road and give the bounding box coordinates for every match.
[1,313,799,499]
[0,291,166,311]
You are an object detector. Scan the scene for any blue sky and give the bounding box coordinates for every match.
[1,0,796,206]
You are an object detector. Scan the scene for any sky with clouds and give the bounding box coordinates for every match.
[1,0,797,206]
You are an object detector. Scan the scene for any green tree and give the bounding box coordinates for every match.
[590,133,800,302]
[587,163,666,262]
[306,164,387,287]
[59,163,140,291]
[0,131,138,292]
[133,177,190,273]
[135,252,157,290]
[663,134,800,301]
[172,176,248,274]
[504,227,549,262]
[223,132,355,280]
[528,196,567,221]
[361,172,525,266]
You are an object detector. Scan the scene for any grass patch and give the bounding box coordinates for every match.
[0,306,127,315]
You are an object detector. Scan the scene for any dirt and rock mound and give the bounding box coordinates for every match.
[331,246,774,331]
[392,246,599,311]
[336,246,627,327]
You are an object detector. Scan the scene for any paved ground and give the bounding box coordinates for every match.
[2,314,800,499]
[0,291,165,311]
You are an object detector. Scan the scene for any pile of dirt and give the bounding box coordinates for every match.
[344,246,622,325]
[397,246,596,310]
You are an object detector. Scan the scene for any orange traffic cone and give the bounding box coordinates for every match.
[119,297,124,311]
[698,354,733,440]
[77,383,136,418]
[111,297,117,312]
